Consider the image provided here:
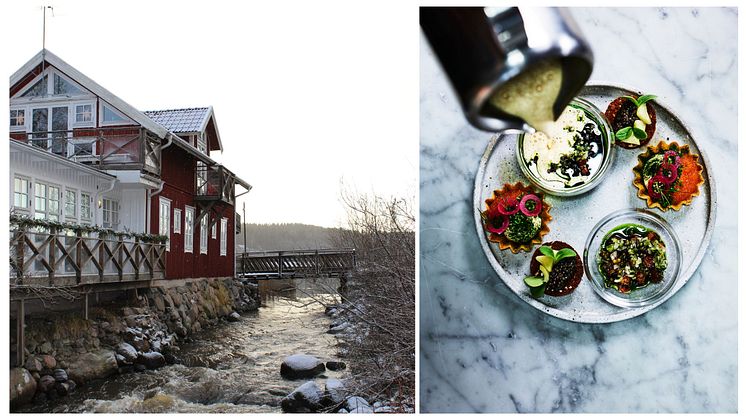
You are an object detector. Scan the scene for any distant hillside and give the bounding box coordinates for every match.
[234,223,339,252]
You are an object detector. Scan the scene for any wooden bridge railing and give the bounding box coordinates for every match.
[236,248,356,279]
[10,228,167,286]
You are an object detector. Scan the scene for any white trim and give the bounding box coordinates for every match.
[173,208,182,234]
[12,175,31,211]
[184,205,195,253]
[10,108,27,131]
[73,102,96,127]
[80,191,93,222]
[211,218,217,239]
[159,197,171,252]
[99,100,136,127]
[64,187,77,220]
[220,217,227,256]
[199,214,208,255]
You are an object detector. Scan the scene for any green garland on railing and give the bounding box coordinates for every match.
[9,214,168,243]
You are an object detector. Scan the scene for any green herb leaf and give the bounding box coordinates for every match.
[615,127,633,140]
[554,248,577,263]
[636,94,657,106]
[524,276,545,288]
[632,128,647,140]
[530,283,546,299]
[621,95,640,107]
[538,246,555,258]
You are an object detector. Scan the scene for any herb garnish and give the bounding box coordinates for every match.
[524,245,577,298]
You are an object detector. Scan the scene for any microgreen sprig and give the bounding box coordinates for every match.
[622,94,657,108]
[616,126,647,142]
[524,245,577,298]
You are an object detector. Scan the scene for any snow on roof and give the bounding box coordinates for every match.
[143,107,211,133]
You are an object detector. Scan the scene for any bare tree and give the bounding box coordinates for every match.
[330,185,415,411]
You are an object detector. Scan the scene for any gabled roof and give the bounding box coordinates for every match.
[10,49,169,139]
[143,106,223,151]
[144,107,210,133]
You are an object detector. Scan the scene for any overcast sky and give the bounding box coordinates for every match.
[4,0,418,228]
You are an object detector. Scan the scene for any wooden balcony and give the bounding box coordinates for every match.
[10,228,166,287]
[196,163,236,205]
[12,127,162,176]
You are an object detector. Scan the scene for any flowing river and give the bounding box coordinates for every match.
[23,278,344,413]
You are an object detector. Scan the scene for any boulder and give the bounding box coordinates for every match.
[116,342,138,364]
[227,312,241,322]
[41,354,57,370]
[55,381,70,396]
[346,396,373,413]
[24,357,42,372]
[131,336,150,353]
[324,378,347,406]
[38,375,57,393]
[280,381,323,413]
[280,354,326,379]
[10,368,37,407]
[134,364,147,372]
[136,352,166,370]
[325,361,346,371]
[66,350,118,385]
[53,368,68,382]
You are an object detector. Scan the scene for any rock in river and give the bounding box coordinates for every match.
[324,378,347,406]
[116,342,138,364]
[280,354,326,379]
[325,361,346,371]
[53,368,68,382]
[137,351,166,370]
[10,367,37,407]
[66,350,118,385]
[346,396,373,413]
[227,311,241,322]
[281,381,323,413]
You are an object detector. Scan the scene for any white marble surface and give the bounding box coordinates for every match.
[419,7,737,413]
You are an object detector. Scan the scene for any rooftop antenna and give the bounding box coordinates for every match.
[42,5,54,51]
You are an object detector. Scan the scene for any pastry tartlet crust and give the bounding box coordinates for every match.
[483,182,552,253]
[632,141,705,212]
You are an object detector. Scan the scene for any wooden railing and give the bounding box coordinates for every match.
[236,248,356,279]
[14,127,161,176]
[10,228,166,286]
[196,163,236,205]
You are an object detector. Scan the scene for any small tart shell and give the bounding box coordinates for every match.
[632,140,705,212]
[605,96,657,149]
[529,241,583,297]
[483,182,552,253]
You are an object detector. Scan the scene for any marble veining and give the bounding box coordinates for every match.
[419,7,737,413]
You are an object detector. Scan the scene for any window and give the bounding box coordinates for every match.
[159,197,171,252]
[101,103,131,125]
[75,104,93,124]
[200,215,208,254]
[102,198,119,229]
[184,206,194,253]
[211,221,217,239]
[14,177,29,208]
[10,109,25,130]
[21,75,48,97]
[173,208,182,233]
[64,189,77,219]
[220,218,228,256]
[81,192,92,221]
[53,74,83,96]
[33,182,60,221]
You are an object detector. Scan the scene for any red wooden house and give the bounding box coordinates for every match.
[9,49,251,281]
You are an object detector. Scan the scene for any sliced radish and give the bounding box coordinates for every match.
[486,215,509,235]
[497,196,519,215]
[662,151,680,169]
[647,175,666,200]
[519,194,542,217]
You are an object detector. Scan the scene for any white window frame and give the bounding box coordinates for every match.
[64,188,77,220]
[173,208,182,234]
[80,192,93,223]
[200,214,208,254]
[33,181,61,221]
[159,197,171,252]
[13,176,30,210]
[220,218,228,256]
[211,220,217,239]
[12,69,90,102]
[102,198,119,229]
[73,103,95,127]
[184,206,195,253]
[99,101,134,126]
[10,108,26,131]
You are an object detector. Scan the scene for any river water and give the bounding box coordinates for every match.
[26,278,344,413]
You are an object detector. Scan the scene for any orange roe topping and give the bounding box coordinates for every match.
[672,154,700,204]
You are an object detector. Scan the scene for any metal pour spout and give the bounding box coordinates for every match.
[420,7,594,133]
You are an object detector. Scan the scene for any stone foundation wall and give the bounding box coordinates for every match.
[10,277,260,408]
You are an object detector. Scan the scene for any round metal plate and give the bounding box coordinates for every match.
[473,82,716,323]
